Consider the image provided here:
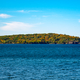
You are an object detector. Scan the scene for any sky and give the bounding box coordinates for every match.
[0,0,80,37]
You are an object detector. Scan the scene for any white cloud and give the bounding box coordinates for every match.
[0,22,44,35]
[17,10,39,13]
[0,22,33,32]
[0,14,12,18]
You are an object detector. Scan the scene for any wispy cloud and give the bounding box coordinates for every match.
[34,22,44,25]
[79,19,80,22]
[18,10,24,12]
[0,14,12,18]
[0,22,43,31]
[42,16,48,17]
[0,22,33,31]
[17,10,40,13]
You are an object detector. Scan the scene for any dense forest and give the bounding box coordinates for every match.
[0,33,80,44]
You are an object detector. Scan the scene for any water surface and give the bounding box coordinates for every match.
[0,44,80,80]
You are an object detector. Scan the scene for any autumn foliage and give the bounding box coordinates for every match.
[0,33,80,44]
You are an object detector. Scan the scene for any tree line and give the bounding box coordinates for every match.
[0,33,80,44]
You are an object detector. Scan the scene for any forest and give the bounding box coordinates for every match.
[0,33,80,44]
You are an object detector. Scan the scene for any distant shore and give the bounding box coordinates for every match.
[0,33,80,44]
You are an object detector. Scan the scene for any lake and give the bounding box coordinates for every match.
[0,44,80,80]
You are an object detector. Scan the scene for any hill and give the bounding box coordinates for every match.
[0,33,80,44]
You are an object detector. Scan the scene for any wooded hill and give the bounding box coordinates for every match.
[0,33,80,44]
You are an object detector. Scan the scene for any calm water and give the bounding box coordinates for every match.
[0,44,80,80]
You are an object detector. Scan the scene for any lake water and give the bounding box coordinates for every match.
[0,44,80,80]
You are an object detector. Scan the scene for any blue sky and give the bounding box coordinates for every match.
[0,0,80,37]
